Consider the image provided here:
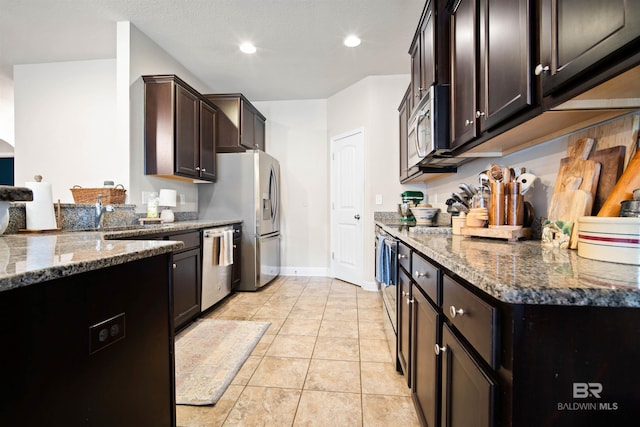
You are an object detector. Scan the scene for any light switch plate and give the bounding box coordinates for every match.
[375,194,383,205]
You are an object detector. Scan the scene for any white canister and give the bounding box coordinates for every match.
[25,176,57,230]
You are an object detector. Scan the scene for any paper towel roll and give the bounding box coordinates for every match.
[25,180,57,230]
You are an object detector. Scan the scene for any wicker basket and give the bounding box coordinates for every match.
[70,185,127,204]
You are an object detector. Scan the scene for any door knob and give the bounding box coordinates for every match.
[354,214,361,220]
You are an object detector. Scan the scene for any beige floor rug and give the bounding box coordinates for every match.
[175,318,270,405]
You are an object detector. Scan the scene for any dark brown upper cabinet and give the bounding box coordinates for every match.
[448,0,533,150]
[409,1,450,115]
[144,75,217,183]
[538,0,640,97]
[203,94,266,152]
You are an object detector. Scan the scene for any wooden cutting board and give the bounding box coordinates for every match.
[553,138,601,200]
[548,189,594,249]
[598,148,640,217]
[588,145,626,215]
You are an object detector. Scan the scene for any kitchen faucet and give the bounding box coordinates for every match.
[95,195,114,229]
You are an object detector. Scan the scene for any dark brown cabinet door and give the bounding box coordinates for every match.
[399,85,421,183]
[421,4,436,94]
[241,104,256,150]
[478,0,533,131]
[397,267,412,383]
[440,324,496,427]
[449,0,478,150]
[540,0,640,95]
[412,286,441,427]
[254,114,266,151]
[172,248,202,330]
[175,85,200,178]
[199,100,217,181]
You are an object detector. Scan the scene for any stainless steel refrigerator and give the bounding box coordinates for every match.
[198,150,281,291]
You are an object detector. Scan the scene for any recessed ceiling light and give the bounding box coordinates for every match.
[239,42,256,54]
[343,35,361,48]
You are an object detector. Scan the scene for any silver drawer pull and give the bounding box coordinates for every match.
[172,263,177,269]
[407,298,414,305]
[398,254,407,260]
[414,270,429,279]
[449,305,465,318]
[434,344,447,355]
[402,291,409,297]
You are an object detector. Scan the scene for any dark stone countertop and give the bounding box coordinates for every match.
[377,220,640,308]
[0,219,241,293]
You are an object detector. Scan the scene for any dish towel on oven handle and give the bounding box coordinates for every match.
[219,230,234,267]
[376,235,390,285]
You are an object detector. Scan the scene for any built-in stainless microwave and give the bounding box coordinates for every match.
[407,84,450,167]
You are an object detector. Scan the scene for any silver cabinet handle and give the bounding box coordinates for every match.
[414,271,429,279]
[402,291,409,297]
[475,111,485,118]
[464,119,474,126]
[449,305,465,318]
[201,168,206,172]
[434,344,447,355]
[407,298,414,305]
[535,64,550,75]
[354,214,361,220]
[398,254,407,260]
[195,166,200,171]
[172,263,177,269]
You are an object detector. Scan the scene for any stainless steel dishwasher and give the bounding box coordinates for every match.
[201,225,234,311]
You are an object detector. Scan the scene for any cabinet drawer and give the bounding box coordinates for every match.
[398,241,411,272]
[443,274,498,368]
[168,231,201,251]
[411,252,440,306]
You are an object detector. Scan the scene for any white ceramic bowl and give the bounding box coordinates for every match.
[577,216,640,265]
[410,207,439,225]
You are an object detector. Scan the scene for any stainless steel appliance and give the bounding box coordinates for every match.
[407,84,450,167]
[375,226,398,362]
[201,225,234,310]
[198,150,281,291]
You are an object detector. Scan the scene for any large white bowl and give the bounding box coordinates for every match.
[410,207,439,225]
[577,216,640,265]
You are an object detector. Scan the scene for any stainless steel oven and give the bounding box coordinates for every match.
[407,84,450,167]
[375,227,399,361]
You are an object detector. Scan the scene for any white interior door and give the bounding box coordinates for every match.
[330,129,364,286]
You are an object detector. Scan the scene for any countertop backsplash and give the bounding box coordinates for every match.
[4,203,197,233]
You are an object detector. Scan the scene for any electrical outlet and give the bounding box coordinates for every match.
[89,313,126,354]
[375,194,383,205]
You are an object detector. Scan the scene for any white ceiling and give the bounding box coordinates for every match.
[0,0,425,101]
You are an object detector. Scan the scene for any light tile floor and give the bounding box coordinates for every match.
[176,276,421,427]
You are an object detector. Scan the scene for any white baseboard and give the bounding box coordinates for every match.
[360,280,380,292]
[280,266,330,277]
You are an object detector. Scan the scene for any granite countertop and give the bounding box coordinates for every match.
[0,219,242,293]
[377,221,640,308]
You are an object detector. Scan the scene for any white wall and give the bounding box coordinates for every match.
[253,99,329,276]
[121,22,214,212]
[328,75,427,288]
[14,59,118,201]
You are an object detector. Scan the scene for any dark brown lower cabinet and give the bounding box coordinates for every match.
[411,285,441,427]
[398,267,412,382]
[0,255,175,426]
[172,247,201,330]
[440,323,496,427]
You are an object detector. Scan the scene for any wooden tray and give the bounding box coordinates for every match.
[460,225,532,242]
